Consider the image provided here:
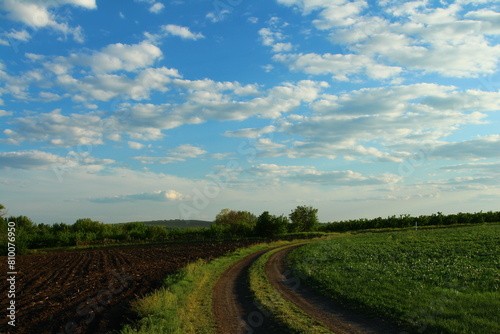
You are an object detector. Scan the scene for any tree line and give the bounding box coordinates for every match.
[1,203,498,255]
[0,205,321,255]
[319,211,500,232]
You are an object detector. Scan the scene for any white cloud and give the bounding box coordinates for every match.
[134,144,207,164]
[274,52,402,81]
[0,80,327,147]
[6,109,104,146]
[277,0,368,29]
[0,150,66,169]
[431,135,500,161]
[248,17,259,24]
[0,110,13,117]
[39,91,64,101]
[90,189,188,203]
[162,24,204,40]
[3,29,31,42]
[171,144,207,158]
[55,66,180,101]
[128,141,145,150]
[66,41,163,74]
[279,0,500,78]
[0,150,113,170]
[258,22,294,53]
[149,2,165,13]
[247,163,402,186]
[0,0,96,42]
[248,84,500,161]
[224,125,276,138]
[441,162,500,174]
[206,10,231,23]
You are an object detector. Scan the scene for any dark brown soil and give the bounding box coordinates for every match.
[0,240,256,334]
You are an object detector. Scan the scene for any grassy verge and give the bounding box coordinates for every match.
[119,240,302,334]
[286,224,500,333]
[248,243,332,334]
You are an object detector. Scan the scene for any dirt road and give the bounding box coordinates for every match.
[213,243,404,334]
[212,248,284,334]
[265,246,403,334]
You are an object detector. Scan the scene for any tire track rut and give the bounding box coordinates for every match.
[213,247,284,334]
[265,246,404,334]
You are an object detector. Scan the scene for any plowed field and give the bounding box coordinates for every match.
[0,240,256,334]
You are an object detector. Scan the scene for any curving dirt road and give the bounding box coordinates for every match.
[212,247,284,334]
[213,243,405,334]
[265,246,403,334]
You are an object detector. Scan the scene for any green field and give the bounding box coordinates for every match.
[286,225,500,333]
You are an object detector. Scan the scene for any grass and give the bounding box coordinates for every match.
[286,224,500,333]
[119,240,300,334]
[248,243,332,334]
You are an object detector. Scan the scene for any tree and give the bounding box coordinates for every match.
[214,209,257,237]
[214,209,257,227]
[254,211,289,237]
[0,203,6,217]
[72,218,103,234]
[289,205,320,232]
[254,211,273,237]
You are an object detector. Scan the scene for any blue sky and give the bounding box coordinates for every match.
[1,0,499,224]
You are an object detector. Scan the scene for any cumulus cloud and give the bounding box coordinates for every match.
[56,40,163,74]
[258,17,294,53]
[247,163,402,186]
[1,79,329,147]
[128,141,145,150]
[206,10,231,23]
[89,189,188,203]
[0,110,13,117]
[134,144,207,164]
[5,109,104,146]
[0,150,113,170]
[149,2,165,13]
[441,162,500,174]
[0,0,96,42]
[0,150,66,169]
[431,135,500,161]
[278,0,500,78]
[3,29,31,42]
[244,84,500,161]
[224,126,276,138]
[162,24,204,40]
[274,52,402,81]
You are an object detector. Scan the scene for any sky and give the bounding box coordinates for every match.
[0,0,499,224]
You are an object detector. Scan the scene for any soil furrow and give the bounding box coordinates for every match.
[0,240,258,334]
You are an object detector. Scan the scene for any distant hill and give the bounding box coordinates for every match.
[125,219,213,229]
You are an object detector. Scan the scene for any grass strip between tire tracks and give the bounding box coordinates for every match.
[119,240,305,334]
[248,243,333,334]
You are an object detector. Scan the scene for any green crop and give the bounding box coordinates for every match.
[286,225,500,333]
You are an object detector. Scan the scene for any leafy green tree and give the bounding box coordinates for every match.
[8,215,36,231]
[214,209,257,237]
[254,211,289,237]
[0,203,6,217]
[214,209,256,226]
[73,218,103,233]
[289,205,320,232]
